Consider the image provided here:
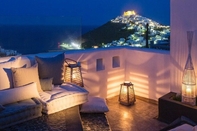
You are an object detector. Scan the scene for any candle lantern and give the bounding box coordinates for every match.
[182,31,196,106]
[64,58,84,87]
[119,81,136,106]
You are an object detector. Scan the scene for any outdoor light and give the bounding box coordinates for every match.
[64,58,84,87]
[119,81,135,106]
[182,31,196,106]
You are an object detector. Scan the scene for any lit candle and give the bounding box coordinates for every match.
[186,87,191,97]
[123,87,127,93]
[72,74,76,79]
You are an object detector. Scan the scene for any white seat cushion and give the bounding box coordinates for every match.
[39,83,88,114]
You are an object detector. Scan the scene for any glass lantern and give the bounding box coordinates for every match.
[64,58,84,87]
[119,81,136,106]
[182,31,196,106]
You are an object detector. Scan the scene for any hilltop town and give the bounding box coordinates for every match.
[104,10,170,49]
[81,10,170,50]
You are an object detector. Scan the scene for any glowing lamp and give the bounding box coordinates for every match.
[64,58,84,87]
[119,81,135,106]
[182,70,196,106]
[182,31,196,106]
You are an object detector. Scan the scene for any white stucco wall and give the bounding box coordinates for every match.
[170,0,197,93]
[64,48,126,98]
[64,47,171,100]
[125,48,170,100]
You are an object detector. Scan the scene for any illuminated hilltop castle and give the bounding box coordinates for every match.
[123,10,136,16]
[109,10,170,49]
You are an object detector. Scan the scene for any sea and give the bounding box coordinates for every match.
[0,25,97,55]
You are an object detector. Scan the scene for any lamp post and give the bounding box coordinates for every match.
[145,23,149,48]
[64,58,84,87]
[119,81,136,106]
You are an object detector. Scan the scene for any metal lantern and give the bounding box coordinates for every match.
[119,81,136,106]
[64,58,84,87]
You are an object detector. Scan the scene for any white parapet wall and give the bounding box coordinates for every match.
[125,48,171,101]
[63,47,171,101]
[64,47,126,98]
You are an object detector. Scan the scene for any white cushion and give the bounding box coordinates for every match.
[60,83,89,93]
[43,86,81,101]
[40,84,89,114]
[169,123,193,131]
[40,78,53,91]
[39,92,51,102]
[0,57,21,90]
[11,64,43,92]
[80,96,109,113]
[0,82,40,105]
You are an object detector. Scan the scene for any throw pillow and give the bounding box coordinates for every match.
[0,56,21,90]
[35,53,65,85]
[80,96,109,113]
[40,78,53,91]
[0,82,40,105]
[11,64,43,92]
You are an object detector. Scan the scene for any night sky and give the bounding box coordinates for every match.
[0,0,170,26]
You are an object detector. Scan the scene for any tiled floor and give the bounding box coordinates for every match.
[3,96,169,131]
[106,96,168,131]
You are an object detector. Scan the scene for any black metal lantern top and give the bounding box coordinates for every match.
[119,81,135,106]
[123,81,132,86]
[64,58,84,87]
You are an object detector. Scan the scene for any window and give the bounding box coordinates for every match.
[112,56,120,68]
[96,58,105,71]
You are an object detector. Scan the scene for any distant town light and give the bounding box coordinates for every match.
[123,10,136,16]
[93,46,98,49]
[71,42,80,49]
[60,41,81,50]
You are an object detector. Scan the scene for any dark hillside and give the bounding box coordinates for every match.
[81,21,135,48]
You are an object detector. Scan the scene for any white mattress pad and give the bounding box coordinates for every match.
[39,83,88,114]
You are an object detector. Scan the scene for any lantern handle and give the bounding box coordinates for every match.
[64,58,79,67]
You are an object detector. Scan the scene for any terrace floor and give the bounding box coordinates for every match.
[106,96,168,131]
[4,95,169,131]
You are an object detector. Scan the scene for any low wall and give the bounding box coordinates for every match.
[0,46,171,101]
[63,47,171,100]
[125,48,170,101]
